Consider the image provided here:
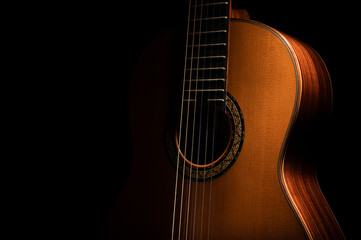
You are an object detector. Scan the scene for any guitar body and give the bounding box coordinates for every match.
[103,9,345,240]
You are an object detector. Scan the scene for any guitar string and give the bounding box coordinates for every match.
[172,1,227,239]
[177,0,199,238]
[193,1,218,239]
[184,0,200,237]
[191,0,217,238]
[171,0,192,239]
[191,0,208,238]
[185,0,204,239]
[207,2,224,239]
[197,1,218,239]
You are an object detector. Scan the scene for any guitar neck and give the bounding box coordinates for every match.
[183,0,230,110]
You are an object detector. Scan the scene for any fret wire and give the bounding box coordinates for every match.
[182,98,225,102]
[187,55,226,59]
[189,43,226,47]
[186,78,225,81]
[192,2,229,7]
[191,16,228,21]
[185,89,225,92]
[189,30,227,35]
[186,67,226,70]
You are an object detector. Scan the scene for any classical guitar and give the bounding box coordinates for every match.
[103,1,345,239]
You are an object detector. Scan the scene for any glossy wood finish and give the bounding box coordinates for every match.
[101,14,344,240]
[279,34,346,239]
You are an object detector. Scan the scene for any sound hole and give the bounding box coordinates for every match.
[177,104,231,167]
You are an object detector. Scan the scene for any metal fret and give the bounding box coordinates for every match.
[187,55,226,59]
[193,2,229,7]
[191,16,228,21]
[183,98,225,102]
[186,67,226,70]
[189,43,227,47]
[185,89,225,92]
[186,78,225,82]
[189,30,227,35]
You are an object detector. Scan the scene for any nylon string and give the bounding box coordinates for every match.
[206,2,219,239]
[175,0,199,239]
[171,0,225,239]
[185,0,205,239]
[171,0,193,238]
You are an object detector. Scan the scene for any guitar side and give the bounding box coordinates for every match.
[279,31,345,240]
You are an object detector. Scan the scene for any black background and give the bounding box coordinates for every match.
[31,0,359,239]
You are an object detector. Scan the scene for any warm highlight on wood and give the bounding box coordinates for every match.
[279,34,345,239]
[101,6,344,240]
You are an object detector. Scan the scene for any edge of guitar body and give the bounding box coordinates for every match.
[279,34,346,240]
[230,18,345,240]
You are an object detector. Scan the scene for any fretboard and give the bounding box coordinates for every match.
[183,0,230,110]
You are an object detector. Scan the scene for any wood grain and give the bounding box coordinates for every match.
[279,34,346,240]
